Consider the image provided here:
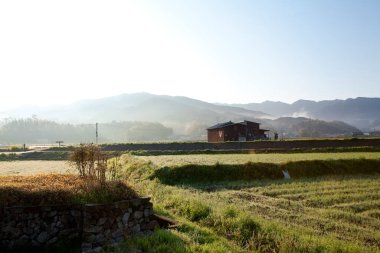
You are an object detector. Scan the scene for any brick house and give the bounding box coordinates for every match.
[207,120,269,142]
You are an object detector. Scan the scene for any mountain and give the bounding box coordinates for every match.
[0,93,365,141]
[3,93,271,135]
[265,117,361,138]
[233,97,380,130]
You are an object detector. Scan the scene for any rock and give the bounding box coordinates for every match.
[104,229,111,238]
[142,220,159,231]
[37,231,49,243]
[93,246,103,252]
[41,207,52,212]
[84,234,96,243]
[83,225,102,233]
[144,209,152,217]
[122,213,130,225]
[117,220,123,229]
[4,226,21,238]
[56,221,64,229]
[58,229,71,237]
[71,210,81,217]
[48,211,57,218]
[131,199,141,207]
[133,211,143,220]
[81,242,93,251]
[68,232,79,239]
[47,236,58,245]
[112,229,123,239]
[60,214,74,226]
[113,236,124,242]
[13,207,24,214]
[131,224,140,234]
[95,234,105,243]
[31,240,40,247]
[14,235,29,247]
[22,213,33,219]
[97,217,107,226]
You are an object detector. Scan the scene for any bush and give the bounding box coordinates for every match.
[69,143,107,184]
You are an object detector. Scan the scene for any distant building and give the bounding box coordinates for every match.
[207,120,269,142]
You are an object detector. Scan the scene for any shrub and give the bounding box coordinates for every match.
[68,143,107,184]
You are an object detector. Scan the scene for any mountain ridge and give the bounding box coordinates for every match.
[0,93,374,140]
[231,97,380,130]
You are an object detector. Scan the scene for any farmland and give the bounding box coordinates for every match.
[0,160,72,176]
[0,174,137,206]
[119,153,380,252]
[140,152,380,166]
[1,151,379,252]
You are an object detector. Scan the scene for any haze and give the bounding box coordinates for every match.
[0,0,379,110]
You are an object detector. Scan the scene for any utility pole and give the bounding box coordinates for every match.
[96,123,98,144]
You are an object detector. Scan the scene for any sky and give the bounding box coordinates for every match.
[0,0,379,109]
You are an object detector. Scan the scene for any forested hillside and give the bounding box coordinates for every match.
[0,118,173,144]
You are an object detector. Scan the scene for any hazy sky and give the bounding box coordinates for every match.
[0,0,379,109]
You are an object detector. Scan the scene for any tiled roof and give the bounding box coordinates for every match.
[207,120,263,130]
[206,121,234,130]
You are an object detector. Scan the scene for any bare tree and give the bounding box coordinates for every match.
[69,143,108,184]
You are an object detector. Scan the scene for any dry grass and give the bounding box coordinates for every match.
[0,160,73,176]
[0,174,137,206]
[0,174,83,192]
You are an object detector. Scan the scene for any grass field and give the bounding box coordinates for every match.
[139,152,380,166]
[119,154,380,253]
[2,152,379,252]
[0,160,73,176]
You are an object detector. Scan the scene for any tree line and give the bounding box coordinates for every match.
[0,118,173,144]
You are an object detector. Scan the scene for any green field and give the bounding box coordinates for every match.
[118,153,380,253]
[139,152,380,166]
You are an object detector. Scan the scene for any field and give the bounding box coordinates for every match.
[117,153,380,253]
[1,151,380,252]
[0,174,137,206]
[140,152,380,167]
[0,160,73,176]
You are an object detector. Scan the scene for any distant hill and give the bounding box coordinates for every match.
[4,93,270,135]
[0,93,368,141]
[265,117,361,138]
[233,97,380,130]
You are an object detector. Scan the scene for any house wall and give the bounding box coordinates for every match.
[207,129,224,142]
[208,122,265,142]
[223,124,246,141]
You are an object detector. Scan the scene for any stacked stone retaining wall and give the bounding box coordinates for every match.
[0,197,157,253]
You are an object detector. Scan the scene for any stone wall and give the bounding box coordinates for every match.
[81,197,157,253]
[0,197,157,253]
[0,204,82,252]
